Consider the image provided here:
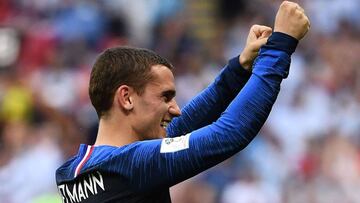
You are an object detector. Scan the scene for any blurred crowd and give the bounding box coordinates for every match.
[0,0,359,202]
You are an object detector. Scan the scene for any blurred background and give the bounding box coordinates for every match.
[0,0,360,202]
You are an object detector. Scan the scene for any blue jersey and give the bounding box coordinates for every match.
[56,32,298,203]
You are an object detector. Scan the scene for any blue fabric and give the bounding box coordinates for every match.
[56,32,298,200]
[167,56,251,137]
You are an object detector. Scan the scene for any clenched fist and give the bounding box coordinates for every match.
[239,24,272,70]
[274,1,310,40]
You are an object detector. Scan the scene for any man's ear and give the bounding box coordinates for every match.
[115,85,134,111]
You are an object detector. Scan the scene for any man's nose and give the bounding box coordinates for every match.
[169,99,181,117]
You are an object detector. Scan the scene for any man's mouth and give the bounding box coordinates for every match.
[160,120,171,129]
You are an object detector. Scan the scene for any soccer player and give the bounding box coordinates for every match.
[56,1,310,202]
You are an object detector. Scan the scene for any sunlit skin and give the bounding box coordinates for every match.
[95,65,181,147]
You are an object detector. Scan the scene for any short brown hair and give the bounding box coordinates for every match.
[89,46,173,118]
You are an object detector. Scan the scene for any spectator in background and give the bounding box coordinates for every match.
[55,2,310,202]
[0,0,359,202]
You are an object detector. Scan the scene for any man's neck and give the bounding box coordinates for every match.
[94,116,139,147]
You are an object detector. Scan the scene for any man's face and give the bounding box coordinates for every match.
[131,65,181,140]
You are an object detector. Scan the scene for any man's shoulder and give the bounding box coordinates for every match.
[56,155,79,184]
[56,145,119,184]
[55,143,172,203]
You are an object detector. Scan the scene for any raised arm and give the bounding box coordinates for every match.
[108,1,310,192]
[109,31,298,192]
[167,25,272,137]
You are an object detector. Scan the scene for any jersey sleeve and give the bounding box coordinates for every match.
[166,56,251,137]
[102,32,298,192]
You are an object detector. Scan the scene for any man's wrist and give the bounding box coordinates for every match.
[265,32,299,55]
[239,53,252,71]
[228,55,252,78]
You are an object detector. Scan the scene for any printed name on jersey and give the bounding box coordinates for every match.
[160,133,190,153]
[58,171,105,203]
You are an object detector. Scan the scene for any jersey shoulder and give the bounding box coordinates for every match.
[56,144,118,184]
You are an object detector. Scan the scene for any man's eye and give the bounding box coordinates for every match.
[163,96,171,102]
[161,90,176,102]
